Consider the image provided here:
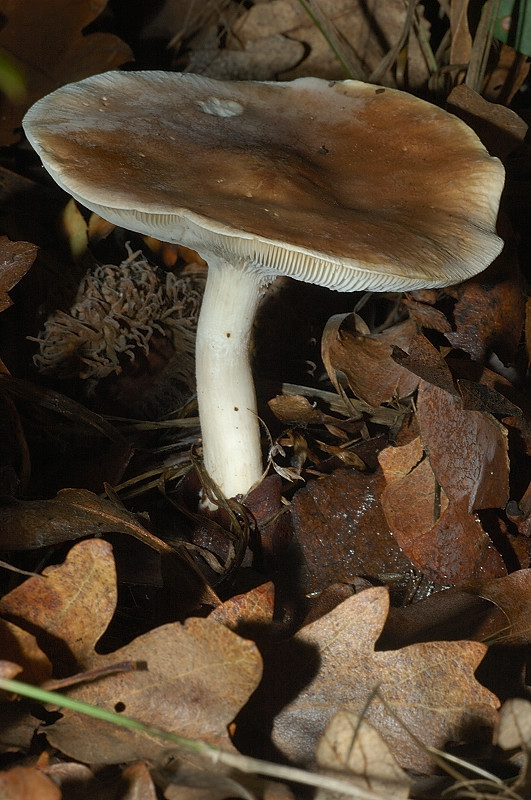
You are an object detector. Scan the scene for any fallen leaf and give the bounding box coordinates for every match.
[48,615,262,762]
[0,539,262,763]
[239,587,498,774]
[0,764,61,799]
[0,538,116,671]
[0,236,38,312]
[417,381,509,512]
[378,431,506,584]
[316,709,411,798]
[445,256,526,365]
[494,698,531,794]
[0,487,173,552]
[289,468,423,596]
[0,0,133,145]
[0,619,52,684]
[209,583,275,632]
[322,314,419,407]
[466,569,531,645]
[447,84,528,159]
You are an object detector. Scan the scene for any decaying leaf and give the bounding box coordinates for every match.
[240,587,498,774]
[290,467,422,596]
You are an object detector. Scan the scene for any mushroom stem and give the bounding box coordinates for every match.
[195,256,269,502]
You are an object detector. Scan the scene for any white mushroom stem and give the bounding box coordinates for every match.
[195,256,270,502]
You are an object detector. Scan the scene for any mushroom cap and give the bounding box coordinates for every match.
[23,71,505,292]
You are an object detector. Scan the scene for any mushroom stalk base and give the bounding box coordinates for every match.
[195,257,267,503]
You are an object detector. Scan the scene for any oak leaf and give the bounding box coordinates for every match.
[242,587,498,774]
[0,539,262,763]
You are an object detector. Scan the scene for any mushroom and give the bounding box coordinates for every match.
[22,72,505,503]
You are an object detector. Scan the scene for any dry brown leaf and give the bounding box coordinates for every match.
[0,538,116,669]
[1,540,261,764]
[47,615,262,763]
[449,0,473,66]
[316,710,411,798]
[417,381,509,512]
[379,387,509,583]
[322,314,419,407]
[0,764,61,799]
[0,540,262,763]
[188,34,304,81]
[241,587,498,774]
[120,761,158,800]
[391,332,458,397]
[289,468,420,595]
[0,0,133,145]
[494,698,531,794]
[209,582,275,631]
[466,569,531,645]
[445,256,527,365]
[0,236,38,313]
[0,620,52,684]
[0,487,172,552]
[447,85,528,160]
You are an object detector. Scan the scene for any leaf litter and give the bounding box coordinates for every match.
[0,0,530,797]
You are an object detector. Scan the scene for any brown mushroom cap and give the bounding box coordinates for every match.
[23,71,504,291]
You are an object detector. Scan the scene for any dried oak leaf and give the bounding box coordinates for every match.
[465,569,531,645]
[209,582,275,632]
[0,0,133,145]
[316,710,411,798]
[0,539,262,763]
[241,587,498,774]
[0,236,38,313]
[0,538,116,670]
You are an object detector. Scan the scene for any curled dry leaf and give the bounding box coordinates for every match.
[240,587,498,774]
[316,709,411,799]
[322,313,419,407]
